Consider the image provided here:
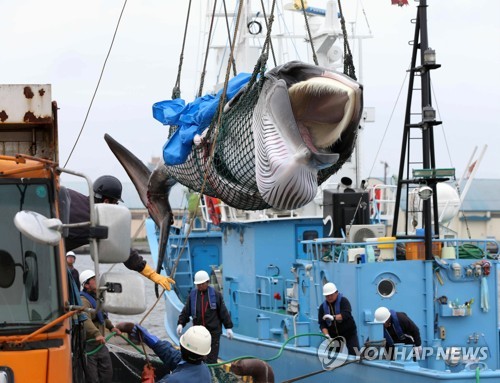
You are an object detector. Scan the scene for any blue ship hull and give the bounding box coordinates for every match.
[148,216,500,382]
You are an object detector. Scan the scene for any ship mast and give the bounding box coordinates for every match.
[391,0,451,260]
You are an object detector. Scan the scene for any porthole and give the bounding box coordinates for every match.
[377,278,396,298]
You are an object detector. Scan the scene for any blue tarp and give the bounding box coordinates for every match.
[153,73,251,165]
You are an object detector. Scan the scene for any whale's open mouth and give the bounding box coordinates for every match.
[289,75,359,152]
[253,62,363,210]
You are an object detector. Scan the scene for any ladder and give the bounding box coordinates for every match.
[168,221,194,300]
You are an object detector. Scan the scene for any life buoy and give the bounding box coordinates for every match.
[205,196,221,225]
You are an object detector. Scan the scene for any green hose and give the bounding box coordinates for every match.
[207,332,329,367]
[86,332,328,368]
[458,244,486,259]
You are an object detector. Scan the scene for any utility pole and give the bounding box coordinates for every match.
[380,161,389,214]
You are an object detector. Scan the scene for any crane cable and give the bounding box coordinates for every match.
[64,0,128,168]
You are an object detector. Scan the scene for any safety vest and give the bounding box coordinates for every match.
[322,293,343,327]
[189,286,217,319]
[384,309,404,346]
[80,291,106,324]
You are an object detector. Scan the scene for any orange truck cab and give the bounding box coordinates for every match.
[0,85,143,382]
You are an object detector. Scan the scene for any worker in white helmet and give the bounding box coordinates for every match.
[177,270,234,364]
[80,270,122,382]
[130,324,212,382]
[66,251,80,290]
[318,282,359,355]
[374,306,421,360]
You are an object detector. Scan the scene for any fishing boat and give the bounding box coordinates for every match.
[133,1,500,382]
[95,0,499,382]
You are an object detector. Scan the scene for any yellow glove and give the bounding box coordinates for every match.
[140,264,175,291]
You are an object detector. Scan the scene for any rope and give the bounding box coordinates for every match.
[198,0,219,97]
[222,0,237,76]
[299,0,319,65]
[337,0,357,80]
[252,0,276,78]
[259,0,277,67]
[63,0,128,168]
[282,358,361,383]
[168,0,249,284]
[172,0,193,100]
[282,340,383,382]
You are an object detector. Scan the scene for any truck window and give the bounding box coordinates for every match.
[0,182,61,332]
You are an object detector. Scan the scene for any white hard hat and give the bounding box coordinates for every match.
[79,270,96,288]
[194,270,210,285]
[180,325,211,356]
[322,282,338,296]
[66,251,76,258]
[374,307,391,323]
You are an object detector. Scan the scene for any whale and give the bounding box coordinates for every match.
[160,61,363,211]
[104,61,362,274]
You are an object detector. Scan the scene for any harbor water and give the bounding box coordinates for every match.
[75,252,169,340]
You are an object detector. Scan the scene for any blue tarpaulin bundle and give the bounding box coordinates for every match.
[153,73,251,165]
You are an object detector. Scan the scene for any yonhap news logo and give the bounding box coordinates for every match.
[317,336,348,370]
[317,341,489,370]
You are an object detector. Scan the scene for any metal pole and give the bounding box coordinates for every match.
[418,0,434,260]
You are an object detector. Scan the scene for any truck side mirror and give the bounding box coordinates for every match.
[94,204,131,264]
[13,211,62,246]
[100,272,146,314]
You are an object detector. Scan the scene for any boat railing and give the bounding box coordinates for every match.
[368,184,397,224]
[302,237,499,263]
[198,194,309,224]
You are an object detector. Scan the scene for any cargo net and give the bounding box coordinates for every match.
[164,67,356,211]
[108,344,245,382]
[210,366,247,383]
[165,77,269,211]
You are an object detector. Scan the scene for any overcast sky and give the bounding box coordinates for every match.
[2,0,499,187]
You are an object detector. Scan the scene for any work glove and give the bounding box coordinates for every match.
[177,324,183,337]
[323,314,334,321]
[140,264,175,291]
[226,329,234,340]
[132,324,159,348]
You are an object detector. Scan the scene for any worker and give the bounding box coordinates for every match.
[60,175,174,291]
[66,251,80,290]
[318,282,360,355]
[373,306,422,360]
[80,269,122,383]
[177,270,234,364]
[131,324,212,382]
